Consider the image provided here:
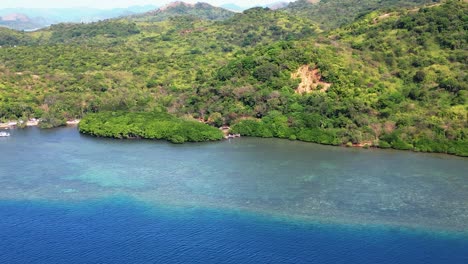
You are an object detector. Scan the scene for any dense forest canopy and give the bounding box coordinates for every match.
[0,0,466,155]
[79,111,224,143]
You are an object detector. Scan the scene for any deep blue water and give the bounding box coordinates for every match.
[1,127,467,263]
[0,198,467,264]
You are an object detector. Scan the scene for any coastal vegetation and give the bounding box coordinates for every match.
[79,111,224,143]
[0,0,466,155]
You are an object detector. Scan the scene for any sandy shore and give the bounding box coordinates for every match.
[0,119,80,128]
[66,119,81,126]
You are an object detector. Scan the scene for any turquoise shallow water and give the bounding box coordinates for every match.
[0,127,467,263]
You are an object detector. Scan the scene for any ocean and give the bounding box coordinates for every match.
[0,127,467,263]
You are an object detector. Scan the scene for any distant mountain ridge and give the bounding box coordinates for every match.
[0,13,45,31]
[0,5,158,30]
[1,13,30,22]
[220,3,246,12]
[267,2,290,10]
[0,1,290,30]
[132,1,235,22]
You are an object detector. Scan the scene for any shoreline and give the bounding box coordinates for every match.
[2,124,466,158]
[0,119,81,129]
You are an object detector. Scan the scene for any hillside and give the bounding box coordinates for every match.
[131,2,235,22]
[0,1,466,155]
[0,27,34,46]
[0,13,45,31]
[284,0,440,29]
[226,0,467,155]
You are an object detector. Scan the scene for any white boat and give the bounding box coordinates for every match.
[0,131,10,137]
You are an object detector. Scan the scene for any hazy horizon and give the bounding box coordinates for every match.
[0,0,294,9]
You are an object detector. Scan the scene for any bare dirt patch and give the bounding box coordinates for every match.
[291,65,331,94]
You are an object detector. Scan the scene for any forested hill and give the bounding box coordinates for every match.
[284,0,440,29]
[131,2,235,22]
[0,1,466,155]
[0,27,34,46]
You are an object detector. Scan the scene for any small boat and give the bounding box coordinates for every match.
[0,131,10,137]
[224,134,241,139]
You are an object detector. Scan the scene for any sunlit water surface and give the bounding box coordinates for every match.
[0,127,467,263]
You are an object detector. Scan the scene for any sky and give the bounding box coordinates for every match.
[0,0,293,9]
